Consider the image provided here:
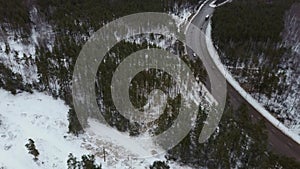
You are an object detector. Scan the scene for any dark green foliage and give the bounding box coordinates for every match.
[0,0,31,35]
[0,63,22,94]
[81,155,102,169]
[129,122,140,136]
[150,161,170,169]
[67,153,102,169]
[4,42,10,55]
[25,138,40,161]
[94,41,149,134]
[30,1,200,135]
[211,0,296,100]
[36,0,199,38]
[93,37,206,136]
[166,101,300,168]
[35,37,80,100]
[264,154,300,169]
[0,0,202,137]
[67,154,78,169]
[128,68,181,136]
[68,107,84,136]
[212,0,294,43]
[0,63,32,94]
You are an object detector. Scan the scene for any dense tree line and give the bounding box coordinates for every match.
[0,63,32,94]
[211,0,297,102]
[0,0,31,36]
[93,37,206,136]
[150,160,170,169]
[166,100,300,168]
[30,0,202,135]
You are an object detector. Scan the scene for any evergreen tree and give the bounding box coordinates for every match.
[68,108,83,136]
[25,138,39,161]
[67,153,78,169]
[80,155,101,169]
[67,153,102,169]
[150,161,170,169]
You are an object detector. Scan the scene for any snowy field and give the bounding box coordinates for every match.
[0,89,194,169]
[0,89,87,169]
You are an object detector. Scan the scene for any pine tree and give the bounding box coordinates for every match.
[4,42,10,55]
[149,161,170,169]
[67,107,83,136]
[81,155,102,169]
[67,153,78,169]
[25,138,39,161]
[67,153,102,169]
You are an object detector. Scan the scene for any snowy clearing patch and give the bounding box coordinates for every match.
[0,89,193,169]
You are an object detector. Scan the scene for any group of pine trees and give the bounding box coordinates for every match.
[29,0,201,136]
[0,0,31,36]
[211,0,297,107]
[149,161,170,169]
[0,63,32,95]
[67,153,102,169]
[166,101,300,168]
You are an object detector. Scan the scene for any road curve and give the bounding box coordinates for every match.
[186,0,300,161]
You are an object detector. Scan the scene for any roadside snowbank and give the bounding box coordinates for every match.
[205,21,300,144]
[209,0,231,8]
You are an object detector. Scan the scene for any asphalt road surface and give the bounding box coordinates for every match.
[186,0,300,161]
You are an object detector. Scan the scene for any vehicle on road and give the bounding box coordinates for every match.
[205,14,210,21]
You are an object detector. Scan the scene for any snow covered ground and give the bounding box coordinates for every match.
[0,89,194,169]
[0,89,87,169]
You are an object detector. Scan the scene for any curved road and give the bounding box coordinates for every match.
[186,0,300,161]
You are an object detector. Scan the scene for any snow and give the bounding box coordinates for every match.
[277,5,300,133]
[0,7,55,85]
[87,119,162,158]
[29,7,56,53]
[0,89,88,169]
[209,0,231,8]
[205,21,300,144]
[0,35,38,84]
[0,89,194,169]
[170,8,193,32]
[204,2,300,136]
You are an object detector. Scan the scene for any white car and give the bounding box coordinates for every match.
[205,14,210,20]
